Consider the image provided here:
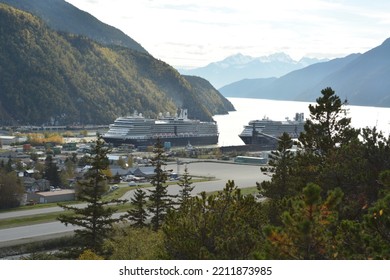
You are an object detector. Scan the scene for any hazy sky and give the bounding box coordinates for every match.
[65,0,390,68]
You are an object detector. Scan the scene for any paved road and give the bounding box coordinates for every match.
[0,161,269,247]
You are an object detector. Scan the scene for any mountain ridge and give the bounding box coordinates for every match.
[0,3,234,125]
[219,38,390,107]
[0,0,148,53]
[179,53,328,88]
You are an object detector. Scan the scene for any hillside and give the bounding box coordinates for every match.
[220,38,390,108]
[0,0,148,53]
[296,38,390,105]
[179,53,328,89]
[0,4,234,125]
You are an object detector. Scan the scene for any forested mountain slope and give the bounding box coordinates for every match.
[0,0,148,53]
[0,4,233,125]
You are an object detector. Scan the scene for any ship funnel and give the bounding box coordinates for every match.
[180,109,188,120]
[295,113,304,122]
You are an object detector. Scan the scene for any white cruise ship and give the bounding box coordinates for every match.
[103,109,218,147]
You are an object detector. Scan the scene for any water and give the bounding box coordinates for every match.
[214,98,390,147]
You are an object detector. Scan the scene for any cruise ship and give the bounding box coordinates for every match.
[102,109,218,147]
[238,113,305,149]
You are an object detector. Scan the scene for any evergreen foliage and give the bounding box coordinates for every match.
[57,136,126,255]
[163,180,268,259]
[258,132,296,200]
[148,138,176,231]
[177,165,195,205]
[298,87,359,156]
[0,3,234,125]
[264,183,343,259]
[127,188,149,228]
[44,155,61,187]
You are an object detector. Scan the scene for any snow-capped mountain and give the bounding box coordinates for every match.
[178,53,327,88]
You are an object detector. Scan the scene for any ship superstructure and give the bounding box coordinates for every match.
[239,113,305,149]
[103,109,218,147]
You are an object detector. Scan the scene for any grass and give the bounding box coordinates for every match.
[0,176,213,229]
[0,203,135,230]
[0,211,66,229]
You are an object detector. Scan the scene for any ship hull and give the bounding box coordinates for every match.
[103,135,219,147]
[239,135,279,150]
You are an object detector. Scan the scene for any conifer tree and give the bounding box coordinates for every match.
[258,132,296,200]
[163,180,268,259]
[177,165,194,206]
[298,87,359,156]
[57,136,126,256]
[148,138,175,231]
[44,155,61,187]
[127,188,149,228]
[264,183,343,259]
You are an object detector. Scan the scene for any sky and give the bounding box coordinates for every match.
[65,0,390,69]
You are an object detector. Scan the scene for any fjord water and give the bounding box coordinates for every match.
[214,97,390,147]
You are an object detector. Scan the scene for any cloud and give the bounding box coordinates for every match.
[66,0,390,68]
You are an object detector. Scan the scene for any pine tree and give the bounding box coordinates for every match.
[298,87,359,156]
[44,155,61,187]
[177,165,194,205]
[127,188,149,228]
[57,136,126,256]
[163,180,268,259]
[258,132,296,200]
[148,138,175,231]
[264,183,343,259]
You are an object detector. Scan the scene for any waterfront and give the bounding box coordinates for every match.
[214,97,390,146]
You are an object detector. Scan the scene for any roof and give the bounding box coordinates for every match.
[133,166,155,177]
[36,189,75,197]
[110,166,131,176]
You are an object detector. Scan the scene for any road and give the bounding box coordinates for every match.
[0,161,269,247]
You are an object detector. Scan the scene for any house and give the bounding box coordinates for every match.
[132,167,155,179]
[110,165,131,177]
[23,178,51,192]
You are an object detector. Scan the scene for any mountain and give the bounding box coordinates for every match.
[219,78,277,98]
[220,38,390,107]
[296,38,390,105]
[0,4,234,125]
[0,0,148,53]
[178,53,328,88]
[219,54,360,99]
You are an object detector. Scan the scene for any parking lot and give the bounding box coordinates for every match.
[120,160,270,201]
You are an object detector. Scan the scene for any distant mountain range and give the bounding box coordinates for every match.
[178,53,328,88]
[219,38,390,107]
[0,2,234,125]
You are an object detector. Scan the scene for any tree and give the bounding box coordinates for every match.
[163,180,268,259]
[363,192,390,258]
[105,226,166,260]
[117,156,126,169]
[0,171,24,209]
[264,183,343,259]
[258,132,296,200]
[44,155,61,187]
[148,138,175,231]
[57,136,126,256]
[127,188,149,228]
[177,165,194,205]
[298,87,359,156]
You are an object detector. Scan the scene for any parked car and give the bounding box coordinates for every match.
[128,181,137,186]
